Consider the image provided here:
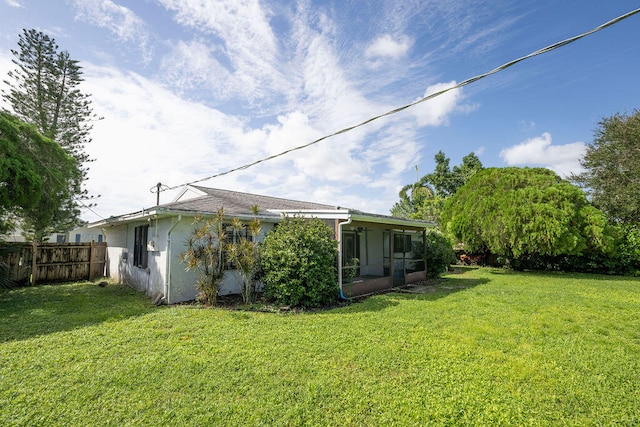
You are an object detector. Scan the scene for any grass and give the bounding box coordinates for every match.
[1,269,639,426]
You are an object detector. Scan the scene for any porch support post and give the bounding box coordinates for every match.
[402,229,407,286]
[389,229,394,284]
[422,229,427,273]
[334,219,340,274]
[337,217,352,299]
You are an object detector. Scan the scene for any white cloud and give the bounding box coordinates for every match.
[157,0,285,102]
[411,81,465,127]
[76,62,423,221]
[80,64,266,221]
[4,0,24,8]
[160,39,234,99]
[499,132,586,178]
[70,0,152,63]
[365,34,412,63]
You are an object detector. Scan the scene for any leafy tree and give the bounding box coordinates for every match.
[227,206,262,304]
[451,152,483,192]
[391,151,483,223]
[426,151,456,197]
[441,167,615,269]
[2,29,97,237]
[0,113,41,232]
[0,111,77,240]
[425,151,483,197]
[181,209,227,304]
[572,110,640,225]
[261,216,338,308]
[390,174,435,219]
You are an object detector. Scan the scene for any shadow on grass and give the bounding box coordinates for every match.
[341,276,490,313]
[0,281,157,343]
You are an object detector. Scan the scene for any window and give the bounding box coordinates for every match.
[75,234,81,243]
[133,225,149,268]
[223,224,252,270]
[56,234,66,243]
[98,234,103,243]
[393,233,413,253]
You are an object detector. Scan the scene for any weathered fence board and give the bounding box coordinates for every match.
[0,241,107,285]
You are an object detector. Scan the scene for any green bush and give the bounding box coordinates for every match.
[612,224,640,275]
[509,224,640,275]
[261,216,338,308]
[414,230,456,279]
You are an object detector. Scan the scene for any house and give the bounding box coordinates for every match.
[1,223,104,243]
[88,185,433,303]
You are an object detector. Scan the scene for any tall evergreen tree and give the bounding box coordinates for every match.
[2,29,97,238]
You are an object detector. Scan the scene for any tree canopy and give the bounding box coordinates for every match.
[2,29,97,238]
[391,151,483,222]
[441,167,614,268]
[0,111,77,239]
[572,110,640,225]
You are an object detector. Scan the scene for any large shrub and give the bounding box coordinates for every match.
[413,230,457,279]
[441,167,615,269]
[261,216,338,308]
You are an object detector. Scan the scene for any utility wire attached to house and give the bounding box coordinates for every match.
[156,7,638,193]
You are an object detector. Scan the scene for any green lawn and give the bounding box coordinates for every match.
[1,269,639,426]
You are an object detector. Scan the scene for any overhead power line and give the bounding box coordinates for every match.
[158,8,640,192]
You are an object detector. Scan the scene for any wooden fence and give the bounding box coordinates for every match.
[0,241,107,285]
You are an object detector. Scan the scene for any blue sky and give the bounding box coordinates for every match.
[1,1,639,222]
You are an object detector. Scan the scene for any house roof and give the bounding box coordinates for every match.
[168,185,340,215]
[89,185,433,230]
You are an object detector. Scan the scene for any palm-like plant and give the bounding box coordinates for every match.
[228,206,262,303]
[180,208,227,304]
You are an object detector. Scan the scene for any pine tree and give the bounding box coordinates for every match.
[2,29,97,239]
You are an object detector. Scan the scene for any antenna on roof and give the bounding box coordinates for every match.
[150,182,169,206]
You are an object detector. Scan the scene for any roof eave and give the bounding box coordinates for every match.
[88,207,284,228]
[349,213,435,229]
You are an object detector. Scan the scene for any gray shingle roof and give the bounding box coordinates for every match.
[160,186,341,215]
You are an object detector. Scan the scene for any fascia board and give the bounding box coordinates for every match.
[269,209,351,220]
[349,213,435,229]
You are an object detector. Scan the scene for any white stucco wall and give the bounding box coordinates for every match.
[164,218,198,303]
[102,215,276,304]
[165,219,275,303]
[102,218,169,302]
